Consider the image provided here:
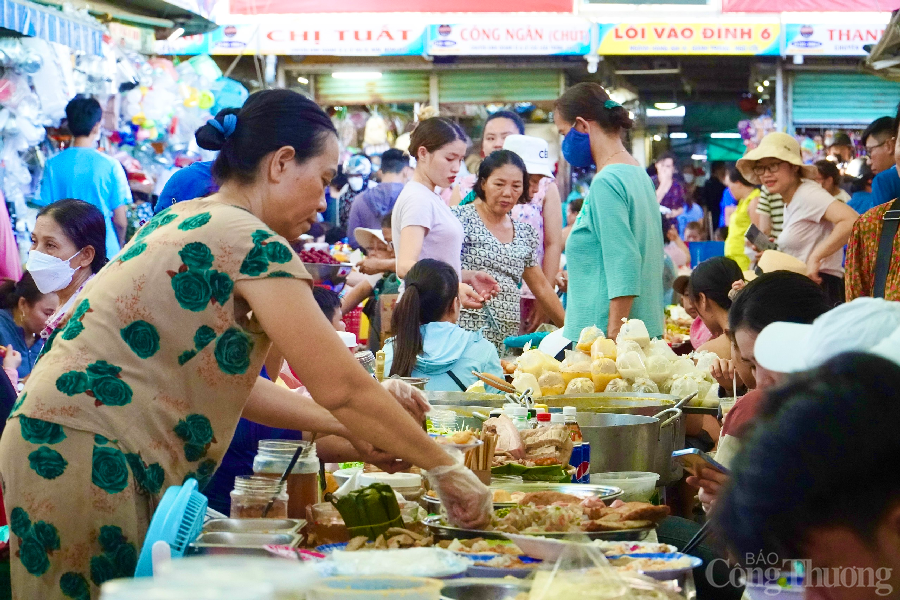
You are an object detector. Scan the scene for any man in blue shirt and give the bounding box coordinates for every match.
[36,96,130,258]
[154,160,217,214]
[862,115,900,214]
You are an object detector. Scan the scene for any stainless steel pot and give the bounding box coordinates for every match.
[576,408,685,485]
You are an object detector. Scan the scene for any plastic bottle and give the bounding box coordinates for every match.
[536,413,553,427]
[527,408,537,429]
[508,406,528,430]
[550,413,566,425]
[563,406,589,483]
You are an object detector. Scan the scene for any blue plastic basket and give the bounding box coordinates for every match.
[688,241,725,266]
[135,478,208,577]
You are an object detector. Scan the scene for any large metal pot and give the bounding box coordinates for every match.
[540,393,679,417]
[576,408,685,485]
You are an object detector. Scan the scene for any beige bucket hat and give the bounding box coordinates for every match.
[736,132,819,185]
[743,249,808,281]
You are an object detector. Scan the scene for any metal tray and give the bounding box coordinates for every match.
[424,484,623,511]
[189,532,303,556]
[489,483,623,507]
[202,518,304,535]
[424,516,653,542]
[440,578,531,600]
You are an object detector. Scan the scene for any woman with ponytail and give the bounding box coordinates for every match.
[384,259,502,391]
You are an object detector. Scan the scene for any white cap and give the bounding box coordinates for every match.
[755,297,900,374]
[354,227,387,251]
[535,407,547,413]
[563,406,577,416]
[551,413,566,424]
[337,331,358,348]
[502,134,554,178]
[508,406,528,416]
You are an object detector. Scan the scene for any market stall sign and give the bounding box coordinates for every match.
[597,22,779,55]
[155,21,428,55]
[229,0,572,12]
[428,19,592,55]
[108,22,156,54]
[784,23,886,56]
[723,0,897,11]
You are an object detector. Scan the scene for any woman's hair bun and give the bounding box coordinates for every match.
[195,108,241,151]
[607,105,634,131]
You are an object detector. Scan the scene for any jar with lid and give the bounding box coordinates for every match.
[508,406,528,429]
[230,476,289,519]
[252,440,320,520]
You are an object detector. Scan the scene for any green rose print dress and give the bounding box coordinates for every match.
[0,199,311,600]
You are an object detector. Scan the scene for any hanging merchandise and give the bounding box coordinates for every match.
[363,113,390,157]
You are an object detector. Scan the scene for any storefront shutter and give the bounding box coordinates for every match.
[438,70,560,103]
[792,72,900,126]
[315,71,429,105]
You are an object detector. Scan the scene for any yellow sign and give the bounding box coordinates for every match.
[597,23,780,55]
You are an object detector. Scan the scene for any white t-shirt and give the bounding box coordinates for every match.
[777,180,843,277]
[392,181,464,275]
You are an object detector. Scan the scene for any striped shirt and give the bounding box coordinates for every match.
[755,186,784,237]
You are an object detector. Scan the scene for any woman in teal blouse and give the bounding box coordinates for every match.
[553,83,664,341]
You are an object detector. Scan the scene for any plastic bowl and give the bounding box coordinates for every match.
[589,472,659,502]
[308,576,443,600]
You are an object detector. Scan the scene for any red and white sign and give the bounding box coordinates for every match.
[428,18,592,55]
[724,0,899,11]
[783,22,888,55]
[229,0,573,14]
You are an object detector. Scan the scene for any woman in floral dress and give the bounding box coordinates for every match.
[453,151,565,351]
[0,90,491,600]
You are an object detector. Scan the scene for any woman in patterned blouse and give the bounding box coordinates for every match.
[453,151,565,351]
[0,90,490,600]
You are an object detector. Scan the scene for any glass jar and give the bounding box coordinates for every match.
[355,350,376,374]
[230,476,288,519]
[253,440,320,520]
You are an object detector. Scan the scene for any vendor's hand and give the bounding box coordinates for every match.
[686,468,730,514]
[3,346,21,371]
[806,256,822,284]
[524,304,546,334]
[459,283,485,309]
[555,270,568,293]
[709,358,735,390]
[426,462,492,529]
[464,271,501,301]
[349,437,411,473]
[381,378,430,425]
[358,259,381,276]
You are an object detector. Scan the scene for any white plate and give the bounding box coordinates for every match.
[503,535,677,563]
[607,553,703,580]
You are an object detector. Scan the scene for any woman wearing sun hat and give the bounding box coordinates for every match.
[736,132,858,304]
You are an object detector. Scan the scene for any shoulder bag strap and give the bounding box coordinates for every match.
[446,371,468,392]
[873,197,900,298]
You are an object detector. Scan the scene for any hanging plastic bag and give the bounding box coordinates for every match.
[591,358,618,392]
[645,355,673,385]
[604,378,630,393]
[631,377,659,394]
[647,338,678,361]
[538,371,566,396]
[576,326,605,353]
[565,377,595,395]
[590,337,617,361]
[616,351,647,380]
[615,319,651,349]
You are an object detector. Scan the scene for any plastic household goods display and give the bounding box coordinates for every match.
[230,476,288,519]
[253,440,320,520]
[332,482,405,541]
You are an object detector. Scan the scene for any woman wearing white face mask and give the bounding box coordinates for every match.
[27,199,108,338]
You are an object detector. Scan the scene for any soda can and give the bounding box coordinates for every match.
[576,442,591,484]
[569,443,582,483]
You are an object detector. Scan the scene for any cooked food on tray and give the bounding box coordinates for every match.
[440,538,523,556]
[344,527,435,551]
[486,419,574,468]
[593,541,678,556]
[436,430,478,445]
[485,498,669,535]
[608,555,696,572]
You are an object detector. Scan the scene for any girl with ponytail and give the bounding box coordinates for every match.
[385,259,503,391]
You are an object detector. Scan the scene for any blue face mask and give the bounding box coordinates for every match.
[561,127,594,168]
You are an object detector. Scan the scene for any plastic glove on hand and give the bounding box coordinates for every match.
[426,462,492,529]
[381,378,431,425]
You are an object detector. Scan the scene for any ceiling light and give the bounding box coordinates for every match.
[297,76,309,84]
[628,111,635,120]
[331,72,383,80]
[691,154,708,161]
[653,135,662,142]
[670,132,688,139]
[646,106,685,118]
[763,80,770,86]
[654,102,678,110]
[167,27,185,42]
[711,132,742,139]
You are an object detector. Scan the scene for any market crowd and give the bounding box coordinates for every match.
[0,83,898,599]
